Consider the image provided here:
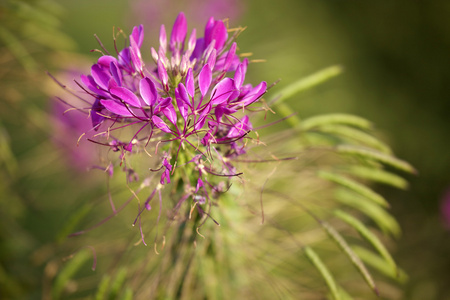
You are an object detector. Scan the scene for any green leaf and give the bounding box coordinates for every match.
[270,65,343,105]
[320,221,379,296]
[301,114,373,131]
[345,166,409,190]
[335,188,401,237]
[318,171,389,208]
[352,246,408,283]
[333,210,397,275]
[310,124,392,154]
[52,249,91,300]
[336,145,417,174]
[108,268,128,300]
[120,287,133,300]
[275,102,302,128]
[304,246,342,300]
[95,275,111,300]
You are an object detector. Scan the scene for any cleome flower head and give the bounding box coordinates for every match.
[58,12,267,238]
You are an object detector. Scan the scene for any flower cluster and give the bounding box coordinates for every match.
[64,12,267,232]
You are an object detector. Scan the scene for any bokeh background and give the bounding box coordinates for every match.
[1,0,449,299]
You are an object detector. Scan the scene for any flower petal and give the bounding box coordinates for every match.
[205,18,227,51]
[80,74,110,98]
[131,24,144,48]
[100,99,133,117]
[158,59,169,89]
[176,83,191,107]
[152,115,171,133]
[129,36,143,73]
[185,68,195,98]
[191,37,205,60]
[198,64,212,97]
[118,48,131,68]
[175,91,188,122]
[109,61,123,86]
[159,25,167,52]
[211,77,235,105]
[186,28,197,55]
[91,98,104,129]
[162,103,177,125]
[154,97,172,115]
[222,42,237,71]
[227,115,252,138]
[195,103,212,131]
[234,62,246,90]
[239,81,267,106]
[91,64,111,90]
[215,105,237,122]
[170,12,187,52]
[139,77,157,106]
[110,86,141,107]
[98,55,118,68]
[206,48,217,70]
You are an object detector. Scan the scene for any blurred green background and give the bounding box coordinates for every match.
[1,0,449,299]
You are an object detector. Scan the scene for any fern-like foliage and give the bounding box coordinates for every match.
[49,66,414,300]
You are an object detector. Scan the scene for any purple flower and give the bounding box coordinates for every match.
[58,12,267,236]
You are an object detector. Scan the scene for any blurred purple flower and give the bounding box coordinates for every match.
[129,0,245,35]
[51,70,99,172]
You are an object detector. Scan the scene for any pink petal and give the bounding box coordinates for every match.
[211,78,235,105]
[194,103,212,131]
[186,28,197,55]
[131,24,144,48]
[110,86,141,107]
[215,105,236,122]
[91,64,111,90]
[234,63,246,90]
[80,74,109,98]
[240,81,267,106]
[206,49,217,70]
[129,36,143,73]
[100,99,133,117]
[154,97,172,115]
[159,25,167,52]
[98,55,118,68]
[108,77,118,90]
[139,77,157,106]
[227,115,252,138]
[191,37,205,60]
[118,48,131,68]
[175,92,188,122]
[198,64,212,97]
[185,68,195,98]
[176,83,191,107]
[162,103,177,125]
[205,19,227,51]
[109,61,123,86]
[91,98,104,129]
[157,59,169,88]
[152,115,171,133]
[222,42,237,71]
[170,12,187,52]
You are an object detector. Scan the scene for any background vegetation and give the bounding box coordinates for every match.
[1,0,449,299]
